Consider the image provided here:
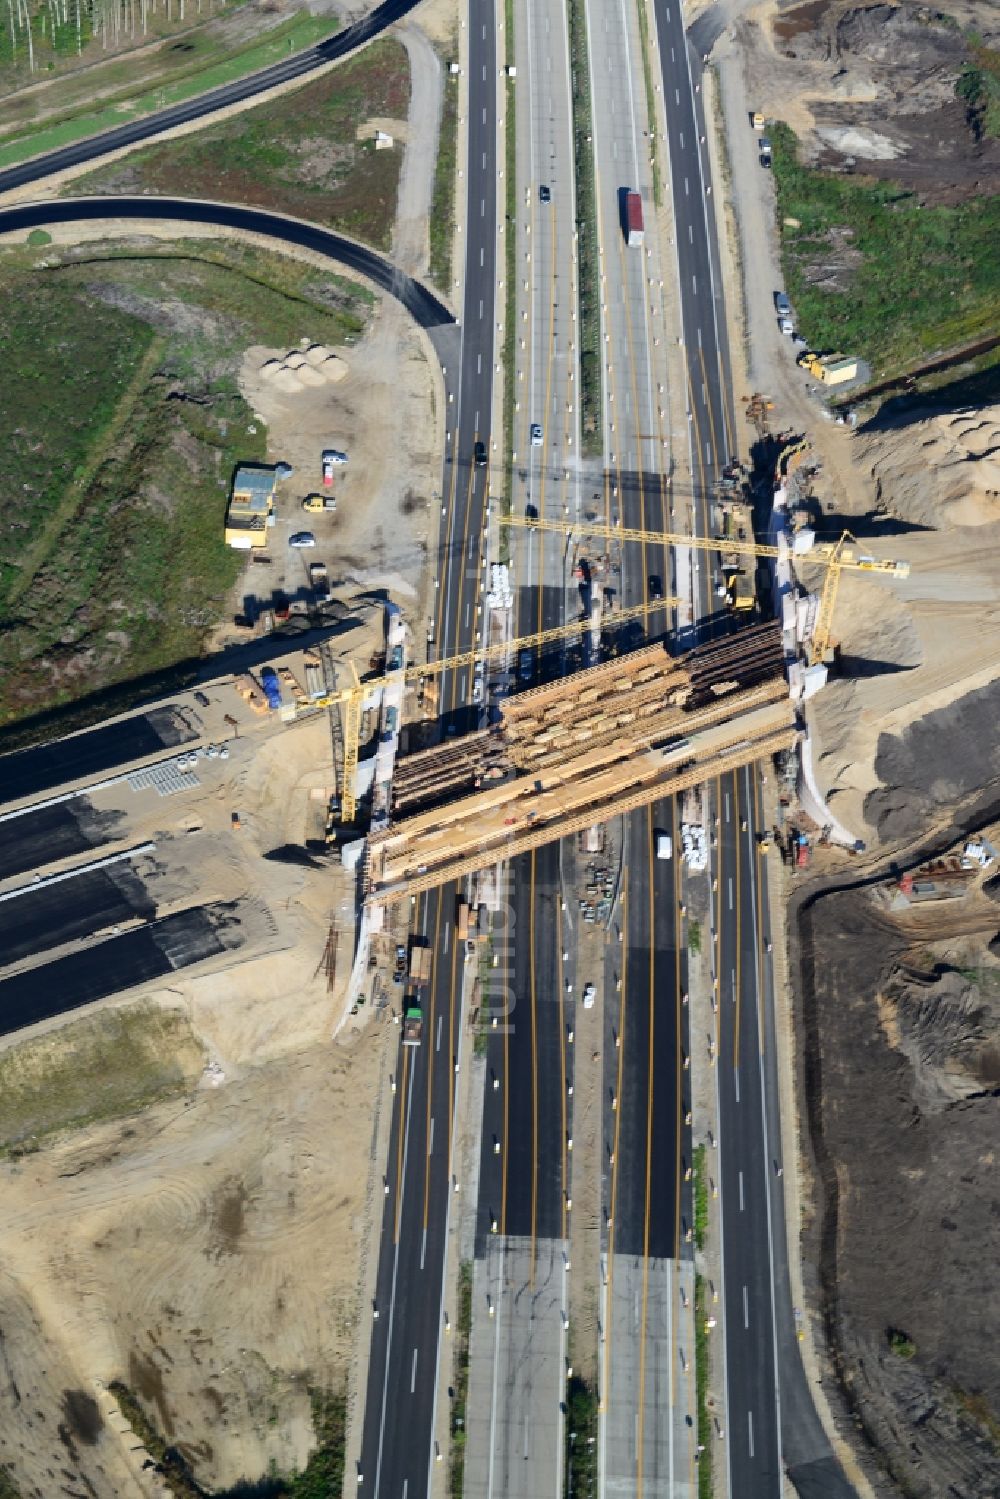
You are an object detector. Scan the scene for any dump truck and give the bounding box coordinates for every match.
[625,190,644,247]
[402,986,423,1044]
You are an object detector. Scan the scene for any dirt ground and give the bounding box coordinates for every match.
[736,0,1000,206]
[0,15,446,1490]
[0,1018,394,1495]
[791,827,1000,1499]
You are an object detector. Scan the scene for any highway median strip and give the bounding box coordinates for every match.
[567,0,603,458]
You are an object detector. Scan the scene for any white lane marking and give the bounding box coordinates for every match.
[692,273,698,295]
[705,441,712,464]
[465,601,471,626]
[748,1410,755,1458]
[429,1117,435,1155]
[689,224,694,243]
[675,87,680,104]
[481,198,486,218]
[665,4,670,15]
[482,151,487,170]
[436,1014,443,1051]
[403,1482,408,1499]
[728,878,734,911]
[743,1285,749,1329]
[373,1036,416,1493]
[477,353,482,375]
[480,246,485,267]
[697,324,702,347]
[443,923,450,956]
[474,409,480,428]
[684,176,689,195]
[670,45,674,59]
[734,1068,740,1103]
[724,791,731,821]
[482,107,487,123]
[411,1347,419,1393]
[482,64,486,80]
[420,1226,426,1270]
[739,1170,745,1210]
[679,131,684,148]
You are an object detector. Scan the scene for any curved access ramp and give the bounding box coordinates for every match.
[0,196,456,331]
[0,0,424,197]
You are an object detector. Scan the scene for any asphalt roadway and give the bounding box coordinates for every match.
[652,11,854,1495]
[0,704,195,809]
[0,0,428,198]
[0,198,454,333]
[355,3,499,1491]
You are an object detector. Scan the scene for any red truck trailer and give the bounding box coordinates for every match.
[625,190,644,247]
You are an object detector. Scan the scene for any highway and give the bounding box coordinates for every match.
[355,1,500,1492]
[651,9,855,1496]
[0,0,427,198]
[458,0,580,1490]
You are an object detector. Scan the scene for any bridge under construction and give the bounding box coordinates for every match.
[364,622,797,902]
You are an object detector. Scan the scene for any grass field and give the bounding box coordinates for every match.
[0,1005,204,1156]
[0,11,337,169]
[771,122,1000,380]
[429,48,459,291]
[0,240,371,731]
[73,38,409,251]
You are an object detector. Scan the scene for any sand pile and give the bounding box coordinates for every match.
[809,402,1000,841]
[259,344,349,393]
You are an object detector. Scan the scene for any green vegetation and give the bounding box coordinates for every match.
[0,241,370,735]
[694,1275,713,1499]
[956,37,1000,139]
[634,0,661,208]
[888,1329,917,1360]
[74,39,408,250]
[567,0,603,456]
[687,918,702,955]
[450,1261,473,1498]
[430,48,459,291]
[500,0,517,547]
[0,1006,204,1156]
[0,1466,22,1499]
[0,12,336,168]
[111,1380,345,1498]
[771,121,1000,380]
[25,227,51,246]
[692,1143,708,1253]
[565,1375,598,1498]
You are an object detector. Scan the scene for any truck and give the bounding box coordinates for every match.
[656,832,673,860]
[259,666,283,712]
[409,941,431,983]
[625,190,644,248]
[456,898,470,942]
[309,561,330,595]
[402,986,423,1044]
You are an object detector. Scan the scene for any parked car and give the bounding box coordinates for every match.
[530,423,543,446]
[539,184,551,203]
[774,291,791,317]
[289,531,316,548]
[778,316,795,336]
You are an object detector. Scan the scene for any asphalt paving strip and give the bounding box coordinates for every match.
[0,799,126,882]
[0,864,154,968]
[0,902,230,1037]
[0,705,195,809]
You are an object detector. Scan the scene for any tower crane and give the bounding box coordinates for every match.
[501,514,909,666]
[314,594,678,824]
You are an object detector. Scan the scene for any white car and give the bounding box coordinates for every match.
[530,423,543,446]
[322,448,348,465]
[582,983,596,1009]
[289,531,316,548]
